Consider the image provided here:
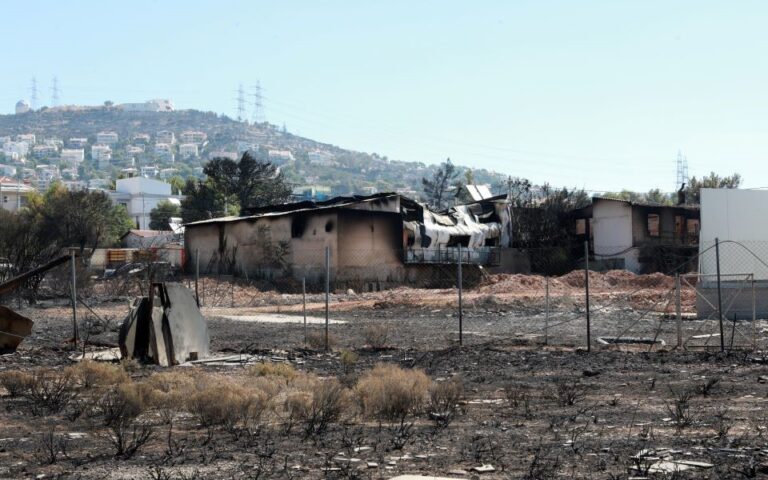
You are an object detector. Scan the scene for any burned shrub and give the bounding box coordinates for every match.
[298,379,352,437]
[101,383,152,459]
[27,368,78,416]
[68,361,127,389]
[428,376,464,428]
[307,331,338,350]
[551,378,586,406]
[356,363,430,423]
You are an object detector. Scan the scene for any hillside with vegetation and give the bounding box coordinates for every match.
[0,107,506,199]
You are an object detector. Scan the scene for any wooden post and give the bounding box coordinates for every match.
[545,276,550,345]
[753,276,757,351]
[195,248,200,307]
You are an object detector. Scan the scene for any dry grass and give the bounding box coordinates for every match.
[68,361,128,389]
[247,362,297,381]
[0,370,34,397]
[307,331,338,350]
[363,324,389,350]
[428,376,464,428]
[356,363,431,422]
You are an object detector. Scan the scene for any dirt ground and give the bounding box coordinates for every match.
[2,270,768,479]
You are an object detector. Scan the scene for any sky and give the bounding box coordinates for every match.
[2,0,768,193]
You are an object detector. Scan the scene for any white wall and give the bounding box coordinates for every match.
[116,177,171,196]
[592,199,640,272]
[700,188,768,279]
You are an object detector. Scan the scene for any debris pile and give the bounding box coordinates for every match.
[119,282,210,366]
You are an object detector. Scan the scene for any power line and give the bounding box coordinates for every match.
[675,150,689,190]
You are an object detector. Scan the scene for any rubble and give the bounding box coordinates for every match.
[119,282,209,365]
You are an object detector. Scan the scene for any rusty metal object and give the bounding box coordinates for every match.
[0,306,33,353]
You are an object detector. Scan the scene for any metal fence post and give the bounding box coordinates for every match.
[70,250,78,345]
[325,246,330,352]
[675,274,682,349]
[753,276,757,351]
[545,276,550,346]
[458,244,463,347]
[584,241,590,352]
[715,238,725,352]
[303,277,307,347]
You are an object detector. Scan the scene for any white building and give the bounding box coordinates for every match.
[32,144,58,160]
[179,131,207,144]
[0,176,35,212]
[96,131,119,145]
[268,150,294,164]
[3,141,30,160]
[0,164,17,177]
[109,177,184,230]
[307,150,335,166]
[16,134,35,145]
[67,137,89,148]
[35,165,60,192]
[140,165,159,177]
[91,145,112,167]
[156,131,175,145]
[118,99,174,112]
[125,145,144,156]
[132,133,151,144]
[15,100,30,114]
[178,143,198,158]
[154,143,175,163]
[60,149,85,167]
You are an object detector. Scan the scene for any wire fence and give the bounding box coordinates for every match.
[4,239,768,354]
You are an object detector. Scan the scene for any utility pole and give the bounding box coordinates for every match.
[236,83,246,122]
[30,77,38,110]
[675,150,689,191]
[251,81,264,123]
[51,76,60,107]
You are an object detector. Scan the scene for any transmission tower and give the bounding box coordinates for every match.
[236,83,246,122]
[50,76,60,107]
[675,150,689,190]
[251,81,264,123]
[29,77,38,109]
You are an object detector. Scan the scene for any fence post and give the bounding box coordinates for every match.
[458,244,463,347]
[753,276,757,351]
[584,241,590,352]
[715,238,725,352]
[303,277,307,347]
[70,250,78,345]
[325,246,330,352]
[545,276,550,346]
[195,248,200,307]
[675,274,682,349]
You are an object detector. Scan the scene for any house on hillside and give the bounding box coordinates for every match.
[0,176,35,212]
[573,196,700,273]
[121,230,177,249]
[184,193,514,289]
[108,177,184,230]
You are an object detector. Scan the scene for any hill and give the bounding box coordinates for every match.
[0,107,506,199]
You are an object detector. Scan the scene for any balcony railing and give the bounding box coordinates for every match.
[405,247,501,265]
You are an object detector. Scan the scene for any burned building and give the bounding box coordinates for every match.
[184,193,512,289]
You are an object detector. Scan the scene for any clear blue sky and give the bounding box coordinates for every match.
[2,0,767,192]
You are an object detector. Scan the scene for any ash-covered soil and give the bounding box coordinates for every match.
[1,271,767,479]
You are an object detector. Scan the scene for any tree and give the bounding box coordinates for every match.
[203,149,292,214]
[180,178,226,223]
[685,172,742,204]
[422,158,460,209]
[167,175,186,195]
[149,200,181,230]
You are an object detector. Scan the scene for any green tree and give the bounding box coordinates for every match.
[685,172,742,204]
[180,178,226,223]
[149,200,181,230]
[167,175,186,195]
[421,158,460,209]
[203,149,292,214]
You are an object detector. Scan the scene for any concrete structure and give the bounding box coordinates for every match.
[31,144,58,159]
[574,197,699,273]
[16,134,35,145]
[91,145,112,167]
[185,193,511,289]
[15,100,30,114]
[109,176,184,230]
[96,131,119,145]
[455,184,494,204]
[121,230,177,248]
[67,137,89,148]
[696,189,768,319]
[178,143,198,158]
[2,141,29,160]
[132,133,151,144]
[0,165,16,177]
[118,99,174,112]
[307,150,335,166]
[34,165,60,191]
[0,177,34,212]
[60,148,85,167]
[156,131,175,145]
[154,143,174,163]
[268,150,294,163]
[179,131,207,144]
